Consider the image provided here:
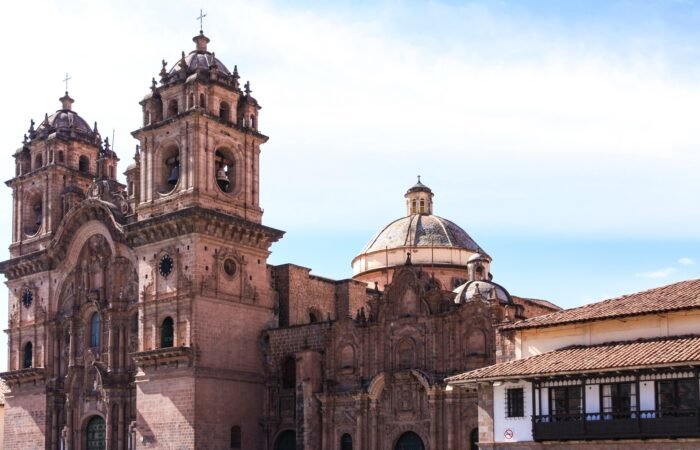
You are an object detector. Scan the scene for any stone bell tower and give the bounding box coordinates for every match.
[127,30,283,449]
[8,92,118,258]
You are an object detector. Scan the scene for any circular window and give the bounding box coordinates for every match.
[223,258,237,277]
[159,254,174,278]
[21,288,33,308]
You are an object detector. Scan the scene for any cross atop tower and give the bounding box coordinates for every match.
[63,72,72,93]
[197,9,207,33]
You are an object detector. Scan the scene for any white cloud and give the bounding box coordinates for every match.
[678,257,695,265]
[635,267,678,279]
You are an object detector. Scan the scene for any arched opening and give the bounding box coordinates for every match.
[143,110,151,126]
[167,99,179,118]
[128,181,134,197]
[158,145,180,194]
[58,151,65,163]
[281,355,296,389]
[219,101,231,122]
[419,198,425,214]
[22,342,33,369]
[397,338,416,369]
[90,312,101,349]
[411,200,416,214]
[108,166,114,179]
[214,149,235,193]
[79,155,89,173]
[24,193,42,236]
[188,93,195,109]
[309,311,319,323]
[85,416,106,450]
[230,425,242,449]
[34,154,43,170]
[470,428,479,450]
[199,93,206,110]
[274,430,296,450]
[250,114,256,130]
[161,317,174,348]
[341,433,353,450]
[475,265,485,280]
[395,431,424,450]
[339,344,355,369]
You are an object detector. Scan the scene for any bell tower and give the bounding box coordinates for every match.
[130,31,265,223]
[7,91,118,258]
[127,30,283,449]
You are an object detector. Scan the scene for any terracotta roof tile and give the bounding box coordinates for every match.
[446,334,700,383]
[502,278,700,330]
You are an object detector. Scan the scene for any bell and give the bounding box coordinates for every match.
[167,163,179,186]
[216,166,229,191]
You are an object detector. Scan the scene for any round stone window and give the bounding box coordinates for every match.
[223,258,237,277]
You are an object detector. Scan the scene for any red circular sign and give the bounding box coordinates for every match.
[504,429,514,439]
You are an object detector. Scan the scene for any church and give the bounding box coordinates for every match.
[0,29,559,450]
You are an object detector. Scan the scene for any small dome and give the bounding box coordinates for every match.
[405,177,433,195]
[468,253,490,263]
[361,214,482,254]
[163,32,233,84]
[30,93,97,142]
[453,280,511,304]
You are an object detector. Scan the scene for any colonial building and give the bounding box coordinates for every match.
[0,29,558,450]
[447,279,700,450]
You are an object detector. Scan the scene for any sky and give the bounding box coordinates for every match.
[1,0,700,369]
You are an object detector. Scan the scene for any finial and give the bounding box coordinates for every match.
[244,81,251,95]
[134,144,140,159]
[63,72,72,93]
[233,65,239,78]
[197,8,207,33]
[44,112,49,123]
[103,137,110,151]
[417,175,421,183]
[23,133,28,144]
[151,78,157,90]
[405,251,412,265]
[28,119,35,133]
[160,59,168,81]
[93,121,99,133]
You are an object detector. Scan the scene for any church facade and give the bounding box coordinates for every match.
[0,30,557,450]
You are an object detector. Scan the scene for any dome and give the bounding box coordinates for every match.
[162,32,235,84]
[30,93,98,143]
[361,214,483,254]
[453,280,512,304]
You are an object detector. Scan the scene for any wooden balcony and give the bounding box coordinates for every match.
[533,409,700,440]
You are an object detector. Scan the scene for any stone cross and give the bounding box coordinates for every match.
[63,73,72,92]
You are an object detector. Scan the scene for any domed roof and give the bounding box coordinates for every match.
[161,32,236,84]
[453,280,512,304]
[360,214,483,254]
[29,93,98,143]
[405,178,433,195]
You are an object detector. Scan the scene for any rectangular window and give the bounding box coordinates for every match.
[506,387,525,417]
[549,385,582,420]
[657,379,697,416]
[601,382,636,419]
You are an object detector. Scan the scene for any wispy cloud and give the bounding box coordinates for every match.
[678,257,695,265]
[635,267,678,279]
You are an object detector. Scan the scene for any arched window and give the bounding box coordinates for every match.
[25,194,42,236]
[58,151,65,163]
[144,110,151,126]
[281,356,296,389]
[79,155,89,173]
[34,154,43,170]
[128,182,134,197]
[219,102,231,122]
[168,99,179,118]
[199,93,206,109]
[250,114,256,130]
[23,342,33,369]
[411,200,416,214]
[419,199,425,213]
[108,166,114,179]
[341,433,353,450]
[90,312,101,348]
[214,149,235,193]
[161,317,174,348]
[395,431,424,450]
[230,426,242,449]
[339,344,355,369]
[189,94,195,109]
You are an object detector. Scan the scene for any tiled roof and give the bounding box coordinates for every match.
[446,334,700,383]
[501,279,700,330]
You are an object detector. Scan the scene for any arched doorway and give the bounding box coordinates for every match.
[470,427,479,450]
[274,430,296,450]
[85,416,106,450]
[395,431,425,450]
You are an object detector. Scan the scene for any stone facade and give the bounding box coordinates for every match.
[0,30,558,450]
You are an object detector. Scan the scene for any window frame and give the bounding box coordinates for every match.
[505,387,525,418]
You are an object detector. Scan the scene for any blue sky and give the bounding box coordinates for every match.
[1,0,700,369]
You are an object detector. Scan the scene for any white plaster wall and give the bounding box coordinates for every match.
[493,381,534,443]
[519,311,700,358]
